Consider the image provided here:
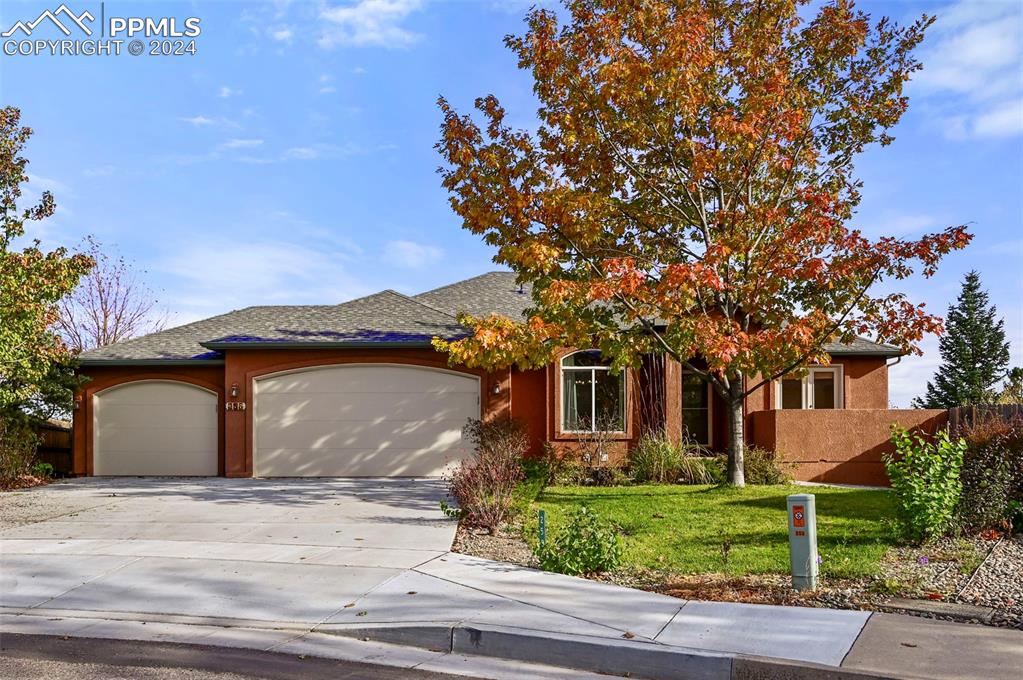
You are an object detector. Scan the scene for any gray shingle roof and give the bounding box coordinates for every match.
[79,271,901,363]
[79,290,464,363]
[414,271,533,319]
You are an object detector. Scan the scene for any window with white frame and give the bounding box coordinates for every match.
[681,372,712,446]
[776,366,843,409]
[560,350,626,432]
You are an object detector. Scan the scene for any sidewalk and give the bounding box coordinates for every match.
[3,548,1021,679]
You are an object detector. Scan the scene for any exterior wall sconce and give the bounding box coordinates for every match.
[72,397,82,411]
[229,383,239,398]
[491,383,501,395]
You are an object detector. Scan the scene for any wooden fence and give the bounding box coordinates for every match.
[33,420,73,476]
[946,404,1023,431]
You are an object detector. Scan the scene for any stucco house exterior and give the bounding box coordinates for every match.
[73,272,947,485]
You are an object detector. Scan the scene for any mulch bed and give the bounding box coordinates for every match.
[0,474,52,492]
[453,520,1022,630]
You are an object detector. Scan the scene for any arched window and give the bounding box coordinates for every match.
[560,350,626,432]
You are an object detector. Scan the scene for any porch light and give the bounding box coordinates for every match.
[230,383,239,398]
[491,383,501,395]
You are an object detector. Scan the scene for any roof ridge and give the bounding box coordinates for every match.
[381,289,462,321]
[414,270,516,299]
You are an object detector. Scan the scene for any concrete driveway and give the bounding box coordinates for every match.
[1,478,457,623]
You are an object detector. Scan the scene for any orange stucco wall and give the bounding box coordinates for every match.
[750,408,948,486]
[74,348,898,484]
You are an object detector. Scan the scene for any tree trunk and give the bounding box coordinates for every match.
[726,379,746,487]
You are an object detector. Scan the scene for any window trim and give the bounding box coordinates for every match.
[775,365,844,410]
[559,350,627,434]
[681,370,713,447]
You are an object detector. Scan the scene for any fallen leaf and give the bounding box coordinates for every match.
[622,631,635,639]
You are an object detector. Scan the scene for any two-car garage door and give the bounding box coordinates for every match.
[253,365,479,477]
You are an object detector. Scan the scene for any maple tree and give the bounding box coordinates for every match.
[435,0,971,485]
[0,107,93,418]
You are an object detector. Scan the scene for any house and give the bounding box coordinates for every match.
[72,272,948,484]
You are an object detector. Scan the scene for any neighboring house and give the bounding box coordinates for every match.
[73,272,947,484]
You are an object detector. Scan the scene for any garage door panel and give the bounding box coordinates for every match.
[95,402,216,430]
[93,381,218,477]
[254,391,478,423]
[94,450,215,477]
[97,382,213,405]
[255,418,468,451]
[257,366,476,395]
[95,426,217,455]
[256,447,463,477]
[254,365,479,477]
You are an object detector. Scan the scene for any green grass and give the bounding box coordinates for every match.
[529,484,897,578]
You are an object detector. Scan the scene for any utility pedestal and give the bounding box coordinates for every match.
[787,493,819,591]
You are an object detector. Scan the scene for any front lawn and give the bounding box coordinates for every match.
[529,484,897,579]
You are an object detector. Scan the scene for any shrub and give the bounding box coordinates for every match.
[630,432,716,484]
[535,505,624,575]
[445,419,528,533]
[743,446,791,485]
[540,441,583,485]
[884,427,965,541]
[956,417,1023,531]
[31,461,54,478]
[0,416,38,486]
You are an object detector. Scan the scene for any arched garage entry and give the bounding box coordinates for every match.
[93,381,218,476]
[253,364,480,477]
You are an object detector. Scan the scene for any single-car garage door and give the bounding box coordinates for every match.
[253,364,480,477]
[93,381,218,476]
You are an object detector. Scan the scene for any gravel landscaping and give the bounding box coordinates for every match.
[0,479,118,532]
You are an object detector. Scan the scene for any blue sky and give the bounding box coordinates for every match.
[1,0,1020,406]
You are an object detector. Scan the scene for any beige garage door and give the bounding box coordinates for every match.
[253,364,480,477]
[93,381,218,476]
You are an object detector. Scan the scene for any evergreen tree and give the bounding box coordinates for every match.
[915,271,1010,408]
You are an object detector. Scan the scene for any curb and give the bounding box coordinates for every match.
[321,622,896,680]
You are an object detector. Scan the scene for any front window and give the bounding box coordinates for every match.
[682,372,711,446]
[561,350,626,432]
[777,366,843,409]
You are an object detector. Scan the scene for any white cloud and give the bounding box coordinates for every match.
[382,239,443,268]
[352,66,367,75]
[218,86,241,98]
[914,1,1023,140]
[159,238,372,317]
[318,0,422,49]
[218,138,265,150]
[25,173,71,195]
[270,26,293,42]
[319,85,337,94]
[178,115,240,129]
[283,146,321,160]
[888,337,940,408]
[179,115,214,126]
[973,99,1023,138]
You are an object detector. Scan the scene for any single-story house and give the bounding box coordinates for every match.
[72,271,948,484]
